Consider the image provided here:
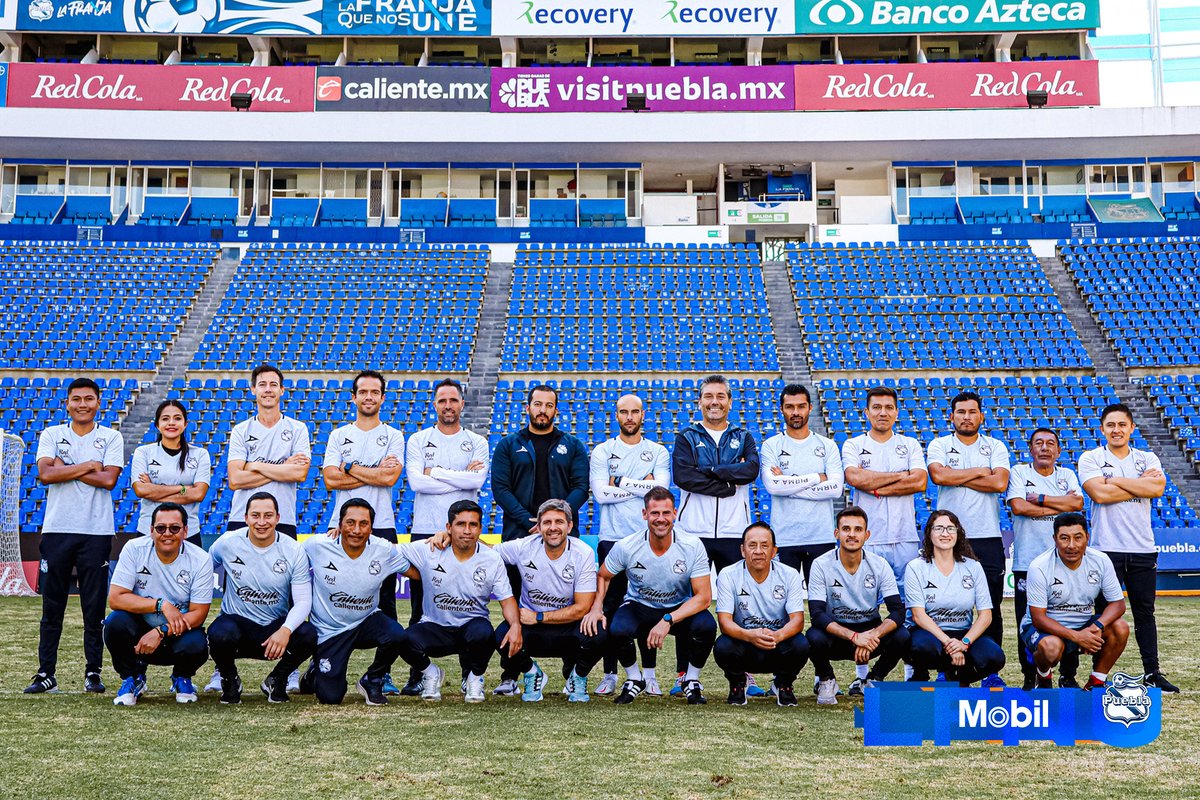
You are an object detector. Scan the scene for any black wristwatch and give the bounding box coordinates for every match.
[536,612,544,623]
[1092,619,1105,632]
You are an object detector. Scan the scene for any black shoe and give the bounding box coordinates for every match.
[400,668,424,697]
[776,685,798,707]
[261,675,290,704]
[220,676,243,705]
[684,679,706,705]
[726,683,747,706]
[909,669,931,683]
[1022,674,1037,691]
[85,672,105,694]
[1145,672,1181,694]
[24,673,57,694]
[614,679,646,705]
[297,662,318,695]
[1059,674,1080,690]
[357,675,387,706]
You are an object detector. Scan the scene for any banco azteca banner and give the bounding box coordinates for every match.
[796,0,1100,34]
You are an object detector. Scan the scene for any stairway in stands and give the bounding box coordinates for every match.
[119,251,242,454]
[761,258,827,436]
[460,259,514,435]
[1040,253,1200,506]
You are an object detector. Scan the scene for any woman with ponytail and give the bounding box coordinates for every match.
[131,399,212,546]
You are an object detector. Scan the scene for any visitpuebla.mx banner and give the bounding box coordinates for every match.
[315,65,490,110]
[4,62,316,110]
[796,0,1100,34]
[491,0,792,36]
[490,66,796,112]
[793,60,1100,110]
[13,0,322,34]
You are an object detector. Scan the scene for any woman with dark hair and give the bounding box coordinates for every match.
[902,510,1005,685]
[131,399,212,546]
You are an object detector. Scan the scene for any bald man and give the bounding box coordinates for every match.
[589,394,671,696]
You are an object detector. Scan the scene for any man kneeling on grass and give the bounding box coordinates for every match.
[1020,512,1130,690]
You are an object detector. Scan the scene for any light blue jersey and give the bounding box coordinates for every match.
[1006,463,1082,571]
[305,535,410,643]
[903,557,991,631]
[210,529,310,627]
[589,436,671,543]
[716,560,805,630]
[111,537,213,612]
[807,549,898,625]
[405,541,512,627]
[760,432,844,546]
[497,535,597,612]
[1021,548,1124,632]
[603,530,710,610]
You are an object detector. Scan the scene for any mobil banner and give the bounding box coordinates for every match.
[492,0,792,36]
[5,63,316,111]
[315,66,489,110]
[797,0,1100,34]
[491,66,794,112]
[322,0,491,36]
[793,60,1100,110]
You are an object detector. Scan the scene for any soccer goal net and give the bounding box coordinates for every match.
[0,432,36,596]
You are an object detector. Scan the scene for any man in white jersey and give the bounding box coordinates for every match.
[322,369,405,626]
[396,499,520,703]
[583,487,716,705]
[272,499,410,706]
[1020,512,1129,690]
[226,364,311,538]
[714,522,809,707]
[207,493,315,705]
[1007,428,1084,689]
[760,383,844,582]
[28,377,124,695]
[926,391,1010,688]
[104,503,212,706]
[806,506,910,704]
[589,394,670,696]
[1079,403,1177,693]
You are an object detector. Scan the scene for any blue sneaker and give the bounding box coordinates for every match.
[568,674,590,703]
[172,676,198,704]
[669,672,685,697]
[936,672,947,682]
[745,674,767,698]
[114,675,146,707]
[981,673,1007,689]
[521,662,546,702]
[382,673,400,696]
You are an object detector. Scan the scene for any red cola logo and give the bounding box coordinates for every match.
[971,70,1081,98]
[31,72,142,101]
[822,71,932,99]
[179,75,291,104]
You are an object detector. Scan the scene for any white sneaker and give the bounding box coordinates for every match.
[465,674,486,703]
[204,669,222,693]
[420,664,445,701]
[492,678,518,696]
[286,669,300,693]
[817,678,840,706]
[595,673,619,696]
[644,675,663,697]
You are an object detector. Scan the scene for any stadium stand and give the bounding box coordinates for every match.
[1142,375,1200,470]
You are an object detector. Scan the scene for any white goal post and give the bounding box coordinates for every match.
[0,431,37,596]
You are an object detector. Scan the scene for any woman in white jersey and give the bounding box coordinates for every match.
[131,400,213,546]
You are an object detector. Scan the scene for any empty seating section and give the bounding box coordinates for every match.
[1143,375,1200,468]
[1041,195,1092,224]
[788,242,1090,371]
[958,196,1037,225]
[5,377,138,535]
[907,197,959,225]
[398,199,447,228]
[489,378,784,538]
[1063,238,1200,367]
[0,241,216,369]
[139,196,189,226]
[819,376,1198,530]
[186,197,239,227]
[1160,193,1200,221]
[504,243,776,372]
[317,198,369,228]
[190,242,487,371]
[271,198,320,227]
[61,196,113,226]
[8,195,63,225]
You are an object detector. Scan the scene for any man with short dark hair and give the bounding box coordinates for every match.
[28,377,124,695]
[1079,404,1177,693]
[104,503,212,706]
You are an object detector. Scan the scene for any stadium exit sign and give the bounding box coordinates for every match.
[796,0,1100,33]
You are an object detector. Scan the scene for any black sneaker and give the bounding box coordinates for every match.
[400,668,424,697]
[1022,674,1037,691]
[1059,674,1080,690]
[84,672,105,694]
[220,676,243,705]
[261,675,290,703]
[1145,672,1181,694]
[684,679,706,705]
[297,662,318,695]
[726,683,747,706]
[776,685,798,707]
[613,679,646,705]
[357,675,388,706]
[24,673,57,694]
[909,669,931,683]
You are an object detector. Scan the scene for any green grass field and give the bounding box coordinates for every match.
[1,596,1198,800]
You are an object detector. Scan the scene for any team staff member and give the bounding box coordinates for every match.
[714,523,809,707]
[207,492,315,705]
[104,503,212,706]
[589,394,671,696]
[27,377,124,696]
[130,399,211,547]
[903,511,1005,686]
[926,391,1010,688]
[1007,428,1083,689]
[226,363,311,537]
[1079,404,1178,693]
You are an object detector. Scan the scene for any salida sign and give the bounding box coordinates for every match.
[5,63,316,111]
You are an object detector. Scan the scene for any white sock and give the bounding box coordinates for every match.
[1037,667,1052,678]
[625,664,643,681]
[904,664,914,681]
[856,664,870,680]
[422,663,440,679]
[467,672,482,682]
[1091,671,1107,683]
[684,664,702,682]
[643,667,656,682]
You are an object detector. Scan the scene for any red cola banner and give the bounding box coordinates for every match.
[5,63,316,111]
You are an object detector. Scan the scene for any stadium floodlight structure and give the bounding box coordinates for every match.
[231,92,253,111]
[624,93,648,112]
[0,431,36,596]
[1027,89,1049,109]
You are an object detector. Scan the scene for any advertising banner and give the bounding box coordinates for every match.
[796,0,1100,34]
[322,0,490,36]
[793,60,1100,110]
[5,63,316,111]
[492,0,792,36]
[12,0,322,34]
[1090,197,1164,224]
[491,65,795,112]
[0,63,7,107]
[1156,527,1200,571]
[315,65,489,110]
